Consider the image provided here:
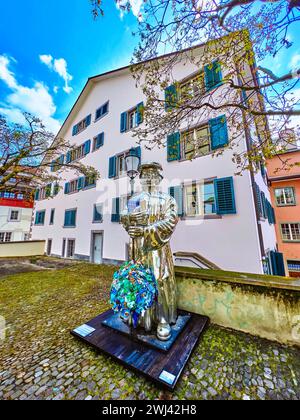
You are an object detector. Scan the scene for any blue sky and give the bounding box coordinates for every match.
[0,0,141,132]
[0,0,299,134]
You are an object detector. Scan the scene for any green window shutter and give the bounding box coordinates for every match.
[96,133,104,149]
[167,132,181,162]
[214,177,236,215]
[77,177,85,191]
[64,183,70,195]
[271,206,276,225]
[270,251,285,276]
[84,140,91,155]
[50,161,55,172]
[59,155,65,165]
[111,198,120,223]
[66,151,71,164]
[169,186,184,217]
[209,115,229,150]
[86,114,91,127]
[34,189,40,201]
[136,102,144,125]
[205,61,222,91]
[54,184,59,196]
[120,112,128,133]
[165,84,178,111]
[261,191,267,219]
[46,184,52,198]
[64,211,70,227]
[70,210,77,226]
[254,183,263,217]
[72,125,78,136]
[64,210,76,227]
[108,156,117,178]
[129,146,141,159]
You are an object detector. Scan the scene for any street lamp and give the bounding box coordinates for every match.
[125,148,140,196]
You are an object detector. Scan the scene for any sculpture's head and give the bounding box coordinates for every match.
[139,162,163,190]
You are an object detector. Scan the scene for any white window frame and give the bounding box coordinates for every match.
[281,223,300,242]
[8,209,21,222]
[183,181,216,217]
[0,232,12,242]
[128,107,138,130]
[181,125,211,160]
[66,239,76,258]
[180,72,206,101]
[275,187,296,206]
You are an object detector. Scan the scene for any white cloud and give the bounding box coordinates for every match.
[290,53,300,72]
[0,55,18,89]
[0,55,61,134]
[39,54,53,67]
[117,0,144,20]
[39,54,73,94]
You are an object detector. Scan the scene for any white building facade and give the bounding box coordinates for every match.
[0,192,32,243]
[31,40,278,274]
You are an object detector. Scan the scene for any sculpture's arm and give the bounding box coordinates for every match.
[120,208,130,232]
[143,197,178,251]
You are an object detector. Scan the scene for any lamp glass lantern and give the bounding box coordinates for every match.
[125,149,140,196]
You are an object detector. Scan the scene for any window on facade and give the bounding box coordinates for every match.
[16,193,24,200]
[67,239,76,258]
[281,223,300,241]
[275,187,296,206]
[128,108,138,130]
[2,192,16,199]
[62,239,66,258]
[182,125,211,160]
[117,153,127,177]
[93,204,103,223]
[73,115,91,136]
[35,211,46,226]
[93,133,104,151]
[9,210,20,221]
[50,209,55,225]
[287,260,300,273]
[180,73,205,101]
[95,102,109,121]
[0,232,12,242]
[70,145,85,162]
[120,196,130,214]
[24,233,30,241]
[47,239,52,256]
[184,182,216,217]
[69,180,79,194]
[84,176,96,189]
[64,209,77,227]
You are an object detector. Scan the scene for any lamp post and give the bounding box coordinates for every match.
[125,149,140,197]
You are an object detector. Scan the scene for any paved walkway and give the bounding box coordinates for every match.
[0,261,299,400]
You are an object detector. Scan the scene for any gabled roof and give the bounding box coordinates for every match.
[56,30,248,139]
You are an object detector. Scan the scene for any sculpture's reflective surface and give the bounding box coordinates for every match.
[121,162,179,341]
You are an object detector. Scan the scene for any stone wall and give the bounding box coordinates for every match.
[176,267,300,346]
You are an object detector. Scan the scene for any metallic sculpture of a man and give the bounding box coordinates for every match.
[120,162,179,341]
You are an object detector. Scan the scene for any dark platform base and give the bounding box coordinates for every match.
[102,312,191,352]
[71,310,209,390]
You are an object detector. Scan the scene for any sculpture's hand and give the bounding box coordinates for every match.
[128,226,144,238]
[130,211,148,226]
[120,214,130,227]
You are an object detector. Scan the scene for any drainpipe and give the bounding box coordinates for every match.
[236,63,265,262]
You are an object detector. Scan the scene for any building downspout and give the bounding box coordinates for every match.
[236,65,265,262]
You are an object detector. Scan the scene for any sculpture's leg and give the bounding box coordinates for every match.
[156,278,172,341]
[157,316,172,341]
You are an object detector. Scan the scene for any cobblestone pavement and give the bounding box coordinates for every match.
[0,261,299,400]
